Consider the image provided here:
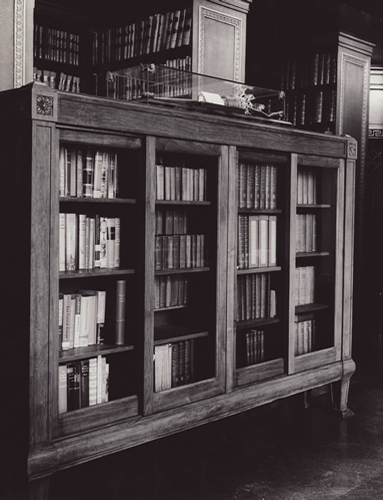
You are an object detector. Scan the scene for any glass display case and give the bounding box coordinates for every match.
[100,63,287,121]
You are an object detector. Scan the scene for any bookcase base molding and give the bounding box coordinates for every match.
[0,83,356,500]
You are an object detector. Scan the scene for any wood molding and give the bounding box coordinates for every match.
[14,0,25,88]
[198,6,242,81]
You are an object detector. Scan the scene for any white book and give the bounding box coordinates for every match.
[269,216,277,267]
[68,295,76,349]
[59,146,65,196]
[89,217,95,269]
[65,213,77,271]
[97,355,103,404]
[79,294,90,347]
[114,217,120,268]
[88,357,97,406]
[93,151,103,198]
[59,213,66,272]
[78,214,86,270]
[58,365,67,414]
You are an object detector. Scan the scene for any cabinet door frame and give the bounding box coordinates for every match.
[143,136,228,415]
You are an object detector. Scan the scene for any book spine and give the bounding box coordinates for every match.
[115,279,126,345]
[88,357,97,405]
[80,359,89,408]
[58,364,67,413]
[114,217,121,267]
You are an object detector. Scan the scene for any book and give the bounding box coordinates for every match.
[115,280,126,345]
[258,216,269,267]
[67,362,80,411]
[58,365,67,414]
[248,215,259,268]
[114,217,121,268]
[79,359,89,408]
[106,218,116,268]
[65,213,77,271]
[59,213,66,272]
[88,357,97,406]
[73,294,81,348]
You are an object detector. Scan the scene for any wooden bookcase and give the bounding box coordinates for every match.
[0,82,356,499]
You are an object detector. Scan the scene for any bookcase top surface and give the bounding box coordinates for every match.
[3,82,355,159]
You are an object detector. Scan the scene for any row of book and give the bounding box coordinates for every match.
[238,163,277,210]
[297,167,318,205]
[93,8,192,65]
[34,24,80,65]
[296,214,317,253]
[281,52,337,91]
[60,214,120,272]
[59,289,105,350]
[237,273,276,322]
[155,275,188,309]
[59,146,119,199]
[245,329,265,365]
[294,318,316,355]
[286,89,336,127]
[155,234,205,271]
[33,68,81,93]
[156,208,188,236]
[154,340,195,392]
[295,266,315,306]
[59,356,109,413]
[59,281,126,351]
[107,57,193,101]
[237,215,277,269]
[156,162,207,202]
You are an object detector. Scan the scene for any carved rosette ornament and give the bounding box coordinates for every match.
[36,95,54,116]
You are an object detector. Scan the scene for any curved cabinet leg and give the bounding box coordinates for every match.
[29,475,51,500]
[331,361,355,418]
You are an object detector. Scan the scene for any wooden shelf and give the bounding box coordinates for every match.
[155,305,187,312]
[296,251,330,258]
[297,204,331,209]
[295,303,329,314]
[155,267,210,275]
[238,208,282,214]
[60,268,135,279]
[154,325,209,345]
[237,266,282,275]
[236,317,280,330]
[155,200,211,206]
[59,343,134,362]
[60,197,136,204]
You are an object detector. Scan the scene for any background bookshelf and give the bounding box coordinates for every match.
[30,0,252,98]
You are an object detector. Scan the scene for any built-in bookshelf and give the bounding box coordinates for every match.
[0,82,357,500]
